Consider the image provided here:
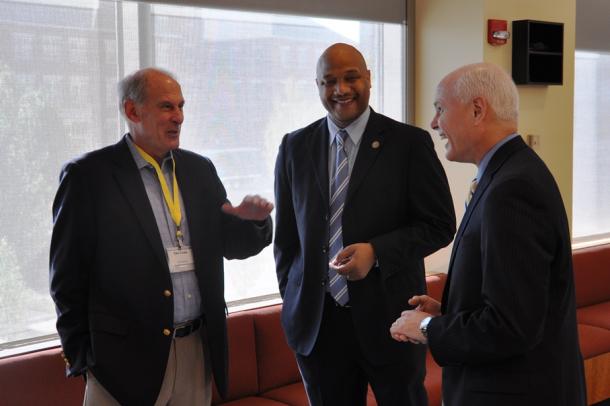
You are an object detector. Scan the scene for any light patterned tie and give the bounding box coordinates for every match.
[328,129,350,306]
[465,178,478,209]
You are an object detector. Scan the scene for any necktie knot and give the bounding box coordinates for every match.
[470,178,478,193]
[465,178,478,208]
[336,129,349,146]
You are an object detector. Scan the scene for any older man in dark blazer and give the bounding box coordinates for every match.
[50,68,273,405]
[391,62,587,406]
[274,43,456,406]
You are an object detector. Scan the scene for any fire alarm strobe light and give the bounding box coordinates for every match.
[488,19,510,45]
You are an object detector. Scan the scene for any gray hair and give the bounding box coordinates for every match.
[451,63,519,122]
[118,67,176,116]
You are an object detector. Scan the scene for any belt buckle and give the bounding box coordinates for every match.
[173,318,201,338]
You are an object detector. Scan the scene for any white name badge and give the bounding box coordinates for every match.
[167,246,195,273]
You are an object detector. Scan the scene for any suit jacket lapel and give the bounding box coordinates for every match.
[346,110,384,203]
[442,136,528,310]
[111,137,168,269]
[456,136,526,243]
[307,119,330,205]
[308,110,384,206]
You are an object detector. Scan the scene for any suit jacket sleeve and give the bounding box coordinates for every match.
[273,134,298,297]
[428,177,555,366]
[369,130,455,277]
[49,161,94,377]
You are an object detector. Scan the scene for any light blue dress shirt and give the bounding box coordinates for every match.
[126,135,202,324]
[476,133,520,181]
[326,106,371,189]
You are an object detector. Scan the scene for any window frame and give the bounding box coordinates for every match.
[0,0,410,356]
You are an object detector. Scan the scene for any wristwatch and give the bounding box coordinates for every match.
[419,316,432,338]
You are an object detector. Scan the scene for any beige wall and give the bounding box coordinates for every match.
[414,0,576,273]
[483,0,576,223]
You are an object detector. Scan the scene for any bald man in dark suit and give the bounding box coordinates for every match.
[274,43,456,406]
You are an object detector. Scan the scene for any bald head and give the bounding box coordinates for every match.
[315,43,371,128]
[316,43,368,80]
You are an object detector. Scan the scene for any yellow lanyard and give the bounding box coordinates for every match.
[134,145,183,244]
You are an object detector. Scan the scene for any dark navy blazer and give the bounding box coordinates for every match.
[50,136,272,405]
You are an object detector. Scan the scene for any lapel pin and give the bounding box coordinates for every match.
[371,140,380,149]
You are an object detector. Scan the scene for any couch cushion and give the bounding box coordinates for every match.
[212,310,259,403]
[425,273,447,302]
[253,305,301,392]
[577,323,610,359]
[366,386,378,406]
[0,346,84,406]
[577,301,610,330]
[573,244,610,307]
[260,382,308,406]
[219,396,290,405]
[262,382,379,406]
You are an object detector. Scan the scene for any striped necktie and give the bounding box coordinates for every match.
[465,178,478,209]
[328,129,350,306]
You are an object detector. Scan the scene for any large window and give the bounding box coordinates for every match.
[573,51,610,240]
[0,0,404,350]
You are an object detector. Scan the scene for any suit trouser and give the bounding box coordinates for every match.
[295,294,428,406]
[84,330,212,406]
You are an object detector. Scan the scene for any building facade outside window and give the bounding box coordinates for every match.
[0,0,404,350]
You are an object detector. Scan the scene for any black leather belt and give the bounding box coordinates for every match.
[173,317,204,338]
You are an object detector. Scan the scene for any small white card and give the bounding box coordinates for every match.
[167,246,195,273]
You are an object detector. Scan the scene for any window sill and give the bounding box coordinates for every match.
[572,234,610,250]
[1,294,283,360]
[0,335,61,359]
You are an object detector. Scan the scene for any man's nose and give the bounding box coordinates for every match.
[173,109,184,124]
[334,79,350,94]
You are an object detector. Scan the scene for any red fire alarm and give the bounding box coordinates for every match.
[488,19,510,45]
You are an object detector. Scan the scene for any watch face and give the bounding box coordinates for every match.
[420,316,431,338]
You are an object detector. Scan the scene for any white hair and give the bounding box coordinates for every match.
[117,67,177,117]
[451,63,519,122]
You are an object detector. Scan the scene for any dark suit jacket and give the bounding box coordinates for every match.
[428,137,587,406]
[274,110,456,365]
[50,136,272,405]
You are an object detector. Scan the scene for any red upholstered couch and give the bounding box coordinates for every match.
[210,272,446,406]
[573,243,610,404]
[3,249,610,406]
[0,274,446,406]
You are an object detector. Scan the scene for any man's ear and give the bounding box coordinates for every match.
[124,100,140,123]
[472,96,488,124]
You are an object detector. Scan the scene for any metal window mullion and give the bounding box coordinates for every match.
[138,2,155,68]
[116,1,126,136]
